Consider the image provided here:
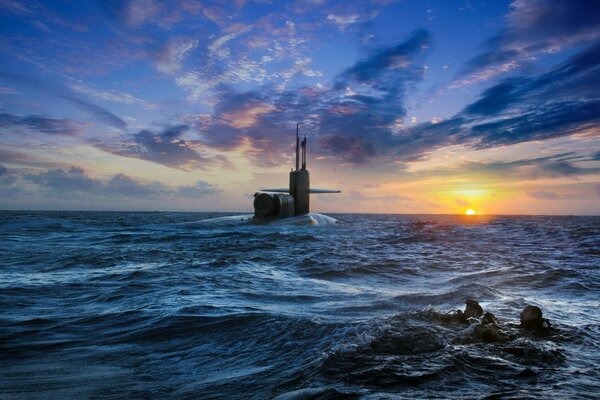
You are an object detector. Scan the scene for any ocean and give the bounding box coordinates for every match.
[1,211,599,399]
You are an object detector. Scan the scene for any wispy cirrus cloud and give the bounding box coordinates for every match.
[154,36,199,74]
[69,83,152,108]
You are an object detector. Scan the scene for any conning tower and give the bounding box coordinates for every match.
[253,124,340,221]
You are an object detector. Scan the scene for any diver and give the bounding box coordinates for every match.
[430,301,553,343]
[520,305,551,334]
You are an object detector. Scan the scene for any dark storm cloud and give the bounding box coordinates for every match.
[0,112,81,135]
[95,124,216,170]
[21,166,219,197]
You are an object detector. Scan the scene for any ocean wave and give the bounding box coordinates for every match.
[1,212,599,399]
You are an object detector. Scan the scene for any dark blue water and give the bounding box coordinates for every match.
[1,211,599,399]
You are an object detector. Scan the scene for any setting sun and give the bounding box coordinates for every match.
[465,209,476,215]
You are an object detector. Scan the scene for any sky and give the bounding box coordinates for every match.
[0,0,599,214]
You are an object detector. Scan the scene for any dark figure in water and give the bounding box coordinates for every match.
[481,311,498,326]
[520,305,551,333]
[453,299,484,323]
[464,299,484,319]
[431,301,552,342]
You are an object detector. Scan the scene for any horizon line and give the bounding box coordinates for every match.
[0,209,598,217]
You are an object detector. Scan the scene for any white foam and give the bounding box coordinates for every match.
[268,212,338,226]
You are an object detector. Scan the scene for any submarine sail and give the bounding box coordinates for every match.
[253,124,340,222]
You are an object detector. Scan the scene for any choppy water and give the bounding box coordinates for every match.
[1,211,599,399]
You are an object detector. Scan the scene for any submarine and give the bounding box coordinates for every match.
[253,125,340,222]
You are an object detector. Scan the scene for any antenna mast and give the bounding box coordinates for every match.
[301,132,307,170]
[295,123,300,171]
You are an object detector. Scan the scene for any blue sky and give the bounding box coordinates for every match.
[0,0,599,214]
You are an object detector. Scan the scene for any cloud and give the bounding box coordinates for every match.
[528,191,559,200]
[218,94,276,129]
[397,43,600,161]
[0,112,82,135]
[25,166,103,192]
[397,152,600,184]
[123,0,163,26]
[340,29,430,83]
[533,161,600,178]
[94,125,217,170]
[177,29,597,168]
[463,77,528,116]
[0,73,127,129]
[0,163,7,176]
[63,96,127,129]
[101,0,183,29]
[20,166,219,198]
[0,85,19,95]
[453,0,600,86]
[506,0,600,46]
[251,30,431,164]
[327,14,360,29]
[69,83,151,107]
[319,135,375,164]
[0,0,34,14]
[155,36,199,74]
[348,190,412,202]
[467,99,599,149]
[175,180,221,197]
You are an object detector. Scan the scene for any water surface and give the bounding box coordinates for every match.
[1,211,599,399]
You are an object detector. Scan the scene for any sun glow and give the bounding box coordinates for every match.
[465,209,476,215]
